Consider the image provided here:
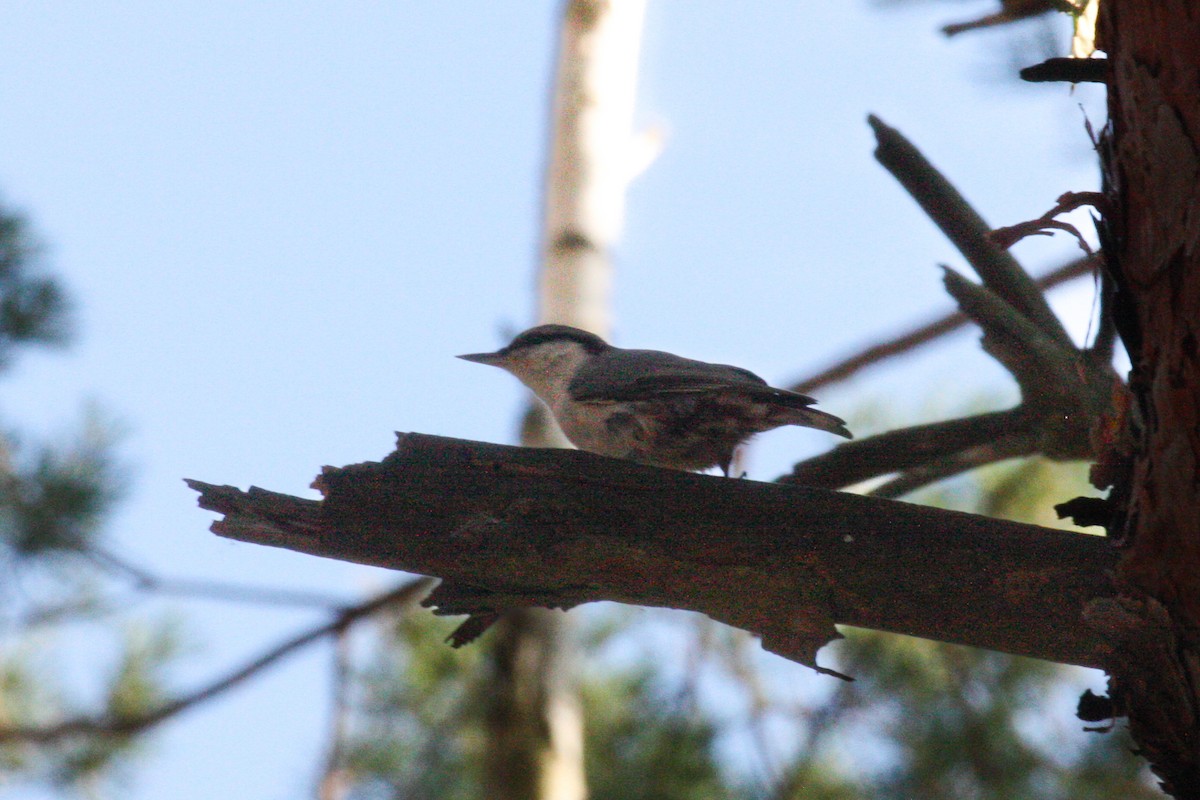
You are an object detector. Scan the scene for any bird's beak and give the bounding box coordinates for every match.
[457,351,506,366]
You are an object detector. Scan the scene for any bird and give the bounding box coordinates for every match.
[458,324,851,476]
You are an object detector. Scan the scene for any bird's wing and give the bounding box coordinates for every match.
[568,348,818,407]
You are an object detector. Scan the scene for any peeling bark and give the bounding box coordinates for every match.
[1100,1,1200,795]
[188,433,1118,675]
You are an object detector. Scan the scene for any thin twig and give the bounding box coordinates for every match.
[13,597,116,631]
[89,547,353,610]
[789,256,1093,395]
[942,0,1063,36]
[0,577,435,744]
[990,191,1107,255]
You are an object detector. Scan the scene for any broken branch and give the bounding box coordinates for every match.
[868,114,1073,347]
[189,433,1117,674]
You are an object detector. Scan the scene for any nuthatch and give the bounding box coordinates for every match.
[458,325,851,476]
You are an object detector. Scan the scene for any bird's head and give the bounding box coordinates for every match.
[458,324,610,399]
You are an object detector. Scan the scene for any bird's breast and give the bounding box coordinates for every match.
[549,398,647,459]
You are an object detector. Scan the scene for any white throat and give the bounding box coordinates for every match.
[501,341,592,405]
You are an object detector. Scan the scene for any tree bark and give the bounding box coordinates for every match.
[1099,1,1200,796]
[187,433,1118,675]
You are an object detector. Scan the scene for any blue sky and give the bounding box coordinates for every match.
[0,4,1105,798]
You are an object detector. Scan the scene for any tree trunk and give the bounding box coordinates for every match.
[1099,1,1200,796]
[483,609,583,800]
[484,2,648,799]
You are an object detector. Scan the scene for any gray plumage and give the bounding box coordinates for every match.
[459,324,851,475]
[572,348,819,407]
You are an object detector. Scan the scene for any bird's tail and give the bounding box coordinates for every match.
[757,387,853,439]
[777,405,853,439]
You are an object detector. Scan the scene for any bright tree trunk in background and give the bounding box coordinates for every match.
[537,0,648,336]
[483,2,648,799]
[1100,1,1200,795]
